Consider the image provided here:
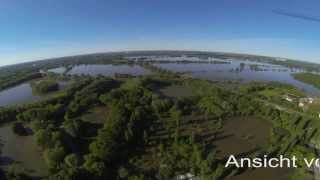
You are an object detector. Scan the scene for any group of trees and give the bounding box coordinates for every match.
[8,77,155,179]
[65,78,118,119]
[31,80,59,94]
[85,84,155,178]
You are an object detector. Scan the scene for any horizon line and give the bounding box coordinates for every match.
[0,49,319,68]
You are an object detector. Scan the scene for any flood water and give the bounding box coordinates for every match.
[215,117,294,180]
[66,64,150,76]
[155,61,320,97]
[48,67,66,74]
[0,124,48,177]
[0,83,42,107]
[1,61,319,108]
[0,81,68,107]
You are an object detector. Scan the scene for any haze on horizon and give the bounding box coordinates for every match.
[0,0,319,67]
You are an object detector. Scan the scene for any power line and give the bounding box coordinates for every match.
[273,9,320,23]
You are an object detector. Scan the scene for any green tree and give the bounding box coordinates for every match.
[63,119,82,138]
[34,129,51,149]
[44,144,66,169]
[82,154,105,177]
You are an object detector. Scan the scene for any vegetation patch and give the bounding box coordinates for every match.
[31,79,59,94]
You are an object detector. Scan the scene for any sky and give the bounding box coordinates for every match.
[0,0,319,66]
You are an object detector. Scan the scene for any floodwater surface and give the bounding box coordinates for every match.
[214,117,294,180]
[0,81,68,107]
[66,64,151,76]
[155,61,320,96]
[0,124,48,178]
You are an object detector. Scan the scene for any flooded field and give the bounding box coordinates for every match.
[0,124,47,178]
[155,61,320,96]
[214,117,293,180]
[0,83,43,107]
[214,117,272,158]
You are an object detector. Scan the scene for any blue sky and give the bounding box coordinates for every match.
[0,0,319,66]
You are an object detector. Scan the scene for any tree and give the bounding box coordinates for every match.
[63,119,82,138]
[89,126,119,160]
[44,144,66,169]
[34,129,51,149]
[170,106,182,128]
[82,154,106,177]
[6,166,32,180]
[118,167,129,179]
[65,154,80,168]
